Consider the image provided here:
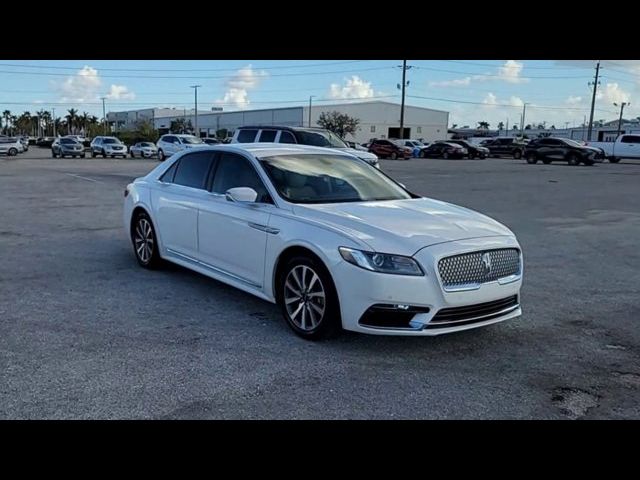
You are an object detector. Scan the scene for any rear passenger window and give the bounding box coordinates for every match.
[278,131,296,144]
[172,152,215,189]
[258,130,277,142]
[160,161,179,183]
[236,129,258,143]
[621,135,640,143]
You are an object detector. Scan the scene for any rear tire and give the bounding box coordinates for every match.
[80,153,85,158]
[526,152,537,164]
[158,149,165,161]
[51,151,57,158]
[609,157,621,163]
[130,151,135,158]
[8,148,17,156]
[513,149,522,159]
[131,211,162,269]
[278,255,341,341]
[419,150,426,158]
[542,159,552,164]
[390,152,398,160]
[91,150,96,158]
[443,152,449,159]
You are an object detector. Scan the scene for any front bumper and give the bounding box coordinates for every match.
[332,236,523,335]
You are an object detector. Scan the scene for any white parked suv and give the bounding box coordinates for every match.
[0,138,23,156]
[156,134,207,161]
[91,136,128,158]
[124,143,523,340]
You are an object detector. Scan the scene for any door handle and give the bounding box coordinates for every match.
[248,222,279,235]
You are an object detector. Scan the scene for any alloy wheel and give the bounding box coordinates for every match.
[284,265,326,331]
[134,217,154,264]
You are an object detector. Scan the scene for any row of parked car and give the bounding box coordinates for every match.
[39,127,624,168]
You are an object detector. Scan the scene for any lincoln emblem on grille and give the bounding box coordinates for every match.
[481,252,492,275]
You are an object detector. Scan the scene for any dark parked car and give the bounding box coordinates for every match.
[421,141,467,159]
[368,139,412,160]
[481,137,527,159]
[52,138,86,158]
[36,137,55,147]
[524,137,605,166]
[448,139,489,159]
[203,138,220,145]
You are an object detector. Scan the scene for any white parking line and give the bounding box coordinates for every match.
[64,173,102,183]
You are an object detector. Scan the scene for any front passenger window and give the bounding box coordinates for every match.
[211,153,270,203]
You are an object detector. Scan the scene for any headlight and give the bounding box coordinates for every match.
[338,247,424,276]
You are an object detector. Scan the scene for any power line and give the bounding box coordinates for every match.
[0,60,373,73]
[0,66,393,80]
[433,60,589,70]
[412,65,590,79]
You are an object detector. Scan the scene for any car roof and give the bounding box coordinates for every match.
[195,142,357,158]
[237,125,328,133]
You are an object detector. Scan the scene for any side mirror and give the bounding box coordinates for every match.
[225,187,258,203]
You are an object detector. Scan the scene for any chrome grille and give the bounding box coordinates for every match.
[438,248,521,290]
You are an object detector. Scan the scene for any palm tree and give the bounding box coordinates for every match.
[477,121,490,130]
[66,108,78,134]
[2,110,11,135]
[41,110,52,136]
[497,121,505,133]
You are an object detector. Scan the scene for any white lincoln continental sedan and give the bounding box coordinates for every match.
[124,143,523,339]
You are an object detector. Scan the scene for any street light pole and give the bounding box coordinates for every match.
[190,85,201,137]
[52,108,56,137]
[614,102,629,138]
[101,97,107,135]
[308,95,316,127]
[520,103,529,134]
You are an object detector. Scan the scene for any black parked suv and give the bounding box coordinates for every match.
[421,141,467,159]
[524,137,605,166]
[448,139,489,159]
[481,137,527,159]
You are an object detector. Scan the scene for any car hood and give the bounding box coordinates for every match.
[336,147,378,161]
[293,197,514,255]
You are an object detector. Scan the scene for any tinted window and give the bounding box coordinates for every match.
[60,138,77,144]
[211,153,270,202]
[172,152,215,189]
[621,135,640,144]
[295,130,347,148]
[278,131,296,144]
[236,129,258,143]
[258,130,277,142]
[163,136,175,144]
[103,138,121,144]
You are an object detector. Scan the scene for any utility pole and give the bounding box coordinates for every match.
[506,118,509,135]
[101,97,107,135]
[397,60,412,139]
[190,85,201,137]
[52,108,56,137]
[587,61,601,141]
[614,102,629,138]
[308,95,316,127]
[520,103,529,134]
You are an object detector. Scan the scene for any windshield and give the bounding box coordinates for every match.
[295,130,348,148]
[259,154,412,204]
[141,142,154,147]
[60,138,79,145]
[180,136,204,144]
[103,138,121,144]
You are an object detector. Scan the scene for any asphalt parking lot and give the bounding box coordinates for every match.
[2,148,639,419]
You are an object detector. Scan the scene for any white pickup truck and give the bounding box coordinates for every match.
[587,134,640,163]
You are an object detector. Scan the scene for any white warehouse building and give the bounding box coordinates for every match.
[109,101,449,144]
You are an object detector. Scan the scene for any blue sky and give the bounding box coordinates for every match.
[1,60,638,128]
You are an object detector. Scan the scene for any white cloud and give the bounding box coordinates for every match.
[53,65,135,104]
[429,77,473,87]
[566,95,582,104]
[482,92,498,106]
[215,64,268,109]
[509,96,524,107]
[106,84,135,100]
[601,82,630,104]
[430,61,527,88]
[498,60,527,84]
[328,75,375,99]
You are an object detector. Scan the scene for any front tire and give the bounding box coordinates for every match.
[390,152,398,160]
[91,150,96,158]
[131,211,162,269]
[567,153,580,166]
[279,256,341,340]
[419,150,426,158]
[526,152,537,164]
[8,148,17,156]
[609,157,621,163]
[443,151,449,159]
[513,149,522,159]
[158,149,165,161]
